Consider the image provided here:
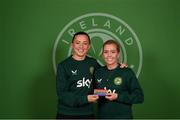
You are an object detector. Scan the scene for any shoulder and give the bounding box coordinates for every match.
[86,56,98,62]
[120,67,136,77]
[121,67,132,72]
[119,67,134,74]
[57,56,72,67]
[86,56,101,68]
[94,66,105,75]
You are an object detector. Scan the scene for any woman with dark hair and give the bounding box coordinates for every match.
[56,32,100,119]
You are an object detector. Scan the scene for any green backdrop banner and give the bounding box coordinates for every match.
[1,0,180,118]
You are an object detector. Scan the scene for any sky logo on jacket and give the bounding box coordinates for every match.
[77,77,92,88]
[104,87,116,93]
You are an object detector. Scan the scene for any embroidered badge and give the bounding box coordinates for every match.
[114,77,122,85]
[89,66,94,74]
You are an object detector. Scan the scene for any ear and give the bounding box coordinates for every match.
[88,44,91,50]
[117,52,120,58]
[71,43,73,48]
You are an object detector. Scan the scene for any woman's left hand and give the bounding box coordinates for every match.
[105,93,118,101]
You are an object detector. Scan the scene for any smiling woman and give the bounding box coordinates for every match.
[56,31,100,119]
[71,33,90,60]
[102,40,120,70]
[94,40,144,119]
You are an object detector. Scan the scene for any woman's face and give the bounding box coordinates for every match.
[103,43,119,66]
[71,35,90,58]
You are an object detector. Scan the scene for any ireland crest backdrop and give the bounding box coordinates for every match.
[1,0,180,118]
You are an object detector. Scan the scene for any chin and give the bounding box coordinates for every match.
[106,62,114,65]
[107,61,118,65]
[78,53,86,57]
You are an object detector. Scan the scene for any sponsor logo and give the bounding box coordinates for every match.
[71,70,77,75]
[97,78,102,83]
[104,87,116,93]
[77,77,92,88]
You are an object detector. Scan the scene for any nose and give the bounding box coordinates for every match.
[78,43,83,48]
[107,52,111,57]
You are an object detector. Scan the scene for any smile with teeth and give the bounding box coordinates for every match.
[106,58,114,61]
[78,49,84,53]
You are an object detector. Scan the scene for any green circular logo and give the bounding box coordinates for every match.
[114,77,122,85]
[53,13,143,77]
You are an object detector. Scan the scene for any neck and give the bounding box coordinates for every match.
[107,63,118,70]
[72,55,86,61]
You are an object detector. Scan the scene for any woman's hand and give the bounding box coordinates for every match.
[105,93,118,101]
[87,95,99,103]
[120,63,128,68]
